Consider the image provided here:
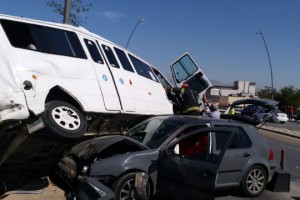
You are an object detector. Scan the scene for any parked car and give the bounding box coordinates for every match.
[56,115,277,200]
[253,110,288,124]
[241,104,258,117]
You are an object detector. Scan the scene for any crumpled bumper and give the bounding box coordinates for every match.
[0,93,30,125]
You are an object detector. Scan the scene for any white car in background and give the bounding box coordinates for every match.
[274,111,289,123]
[253,110,288,124]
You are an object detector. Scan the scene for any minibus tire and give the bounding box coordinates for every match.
[42,101,87,142]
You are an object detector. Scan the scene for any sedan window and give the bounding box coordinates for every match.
[171,130,232,164]
[215,125,252,149]
[126,118,183,149]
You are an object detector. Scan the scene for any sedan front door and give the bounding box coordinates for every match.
[156,127,234,200]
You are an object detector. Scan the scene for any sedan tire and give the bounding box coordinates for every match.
[241,165,267,197]
[113,172,151,200]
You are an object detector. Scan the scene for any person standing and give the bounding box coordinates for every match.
[202,93,221,118]
[209,103,221,119]
[288,104,294,121]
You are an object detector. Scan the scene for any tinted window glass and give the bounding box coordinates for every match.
[45,27,86,58]
[1,20,86,58]
[45,28,74,56]
[101,45,119,68]
[29,25,52,53]
[1,20,35,49]
[215,126,252,149]
[114,47,134,72]
[228,134,240,149]
[215,131,231,150]
[129,55,158,82]
[238,128,252,148]
[67,32,86,58]
[127,117,182,149]
[154,69,170,86]
[84,39,104,64]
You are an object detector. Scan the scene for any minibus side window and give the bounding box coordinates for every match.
[45,28,74,57]
[29,25,52,53]
[114,47,134,72]
[101,44,120,68]
[129,54,158,82]
[84,39,104,64]
[67,32,86,58]
[1,20,35,49]
[1,20,86,59]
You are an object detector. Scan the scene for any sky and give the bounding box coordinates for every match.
[0,0,300,90]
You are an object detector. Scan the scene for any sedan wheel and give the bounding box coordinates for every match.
[241,165,267,197]
[113,172,151,200]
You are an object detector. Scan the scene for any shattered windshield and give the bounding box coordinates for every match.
[126,117,182,149]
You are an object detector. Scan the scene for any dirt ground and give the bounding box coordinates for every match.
[2,178,65,200]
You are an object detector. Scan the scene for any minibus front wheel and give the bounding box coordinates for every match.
[42,100,87,142]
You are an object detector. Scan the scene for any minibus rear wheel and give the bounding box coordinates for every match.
[42,100,87,142]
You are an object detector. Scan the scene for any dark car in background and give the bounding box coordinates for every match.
[56,115,277,200]
[241,104,258,117]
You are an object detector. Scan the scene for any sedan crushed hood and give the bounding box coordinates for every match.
[71,135,148,161]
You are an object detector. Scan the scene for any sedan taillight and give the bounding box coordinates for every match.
[268,148,274,160]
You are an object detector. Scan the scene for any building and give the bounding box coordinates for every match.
[206,81,257,108]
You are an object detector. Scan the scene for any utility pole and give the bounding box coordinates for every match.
[63,0,71,24]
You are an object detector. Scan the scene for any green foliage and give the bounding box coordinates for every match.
[45,0,92,26]
[256,86,277,99]
[257,85,300,113]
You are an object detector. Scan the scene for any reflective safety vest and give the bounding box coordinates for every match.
[229,108,235,115]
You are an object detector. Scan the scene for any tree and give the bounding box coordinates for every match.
[276,85,300,112]
[256,86,277,99]
[45,0,92,26]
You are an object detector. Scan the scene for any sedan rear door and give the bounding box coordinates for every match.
[156,127,234,200]
[170,53,212,96]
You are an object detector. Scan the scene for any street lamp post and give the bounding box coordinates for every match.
[126,17,145,49]
[256,29,274,100]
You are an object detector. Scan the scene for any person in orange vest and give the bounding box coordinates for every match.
[167,84,201,115]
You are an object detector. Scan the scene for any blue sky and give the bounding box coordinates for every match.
[1,0,300,90]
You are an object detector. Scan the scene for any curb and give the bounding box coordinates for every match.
[258,125,300,139]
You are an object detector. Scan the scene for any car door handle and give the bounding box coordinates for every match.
[243,153,251,157]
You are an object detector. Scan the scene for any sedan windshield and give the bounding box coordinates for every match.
[126,117,183,149]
